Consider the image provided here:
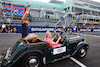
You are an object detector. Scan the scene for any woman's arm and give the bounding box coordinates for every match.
[50,36,61,45]
[52,35,57,41]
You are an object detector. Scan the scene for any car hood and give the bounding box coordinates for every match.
[67,35,82,43]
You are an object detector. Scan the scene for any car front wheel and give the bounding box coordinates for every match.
[75,46,87,58]
[21,53,42,67]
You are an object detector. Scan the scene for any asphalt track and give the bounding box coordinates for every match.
[0,33,100,67]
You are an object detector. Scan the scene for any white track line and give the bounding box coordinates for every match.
[70,57,87,67]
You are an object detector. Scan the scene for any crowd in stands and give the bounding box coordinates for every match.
[72,24,100,34]
[0,22,99,34]
[0,23,13,33]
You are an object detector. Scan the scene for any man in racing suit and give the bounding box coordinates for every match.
[21,10,38,44]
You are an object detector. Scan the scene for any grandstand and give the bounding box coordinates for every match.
[70,0,100,27]
[0,0,100,27]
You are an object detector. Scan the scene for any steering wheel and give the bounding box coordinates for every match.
[53,34,59,42]
[53,34,64,44]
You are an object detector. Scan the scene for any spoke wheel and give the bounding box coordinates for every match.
[75,47,87,58]
[21,53,42,67]
[80,48,86,57]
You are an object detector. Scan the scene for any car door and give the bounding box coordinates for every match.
[46,42,69,62]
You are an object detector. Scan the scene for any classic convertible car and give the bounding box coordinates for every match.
[1,33,89,67]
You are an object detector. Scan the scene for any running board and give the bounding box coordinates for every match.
[52,54,70,63]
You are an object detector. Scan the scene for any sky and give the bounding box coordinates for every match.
[91,0,100,3]
[36,0,100,3]
[35,0,66,3]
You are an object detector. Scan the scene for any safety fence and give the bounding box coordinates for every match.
[11,26,100,33]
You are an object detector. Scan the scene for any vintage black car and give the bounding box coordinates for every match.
[1,33,89,67]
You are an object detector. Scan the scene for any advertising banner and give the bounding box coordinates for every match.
[11,26,100,33]
[12,26,63,33]
[2,3,25,16]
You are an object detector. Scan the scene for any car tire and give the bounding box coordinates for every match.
[21,53,43,67]
[75,46,87,58]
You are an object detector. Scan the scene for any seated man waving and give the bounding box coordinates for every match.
[21,10,38,44]
[44,31,62,48]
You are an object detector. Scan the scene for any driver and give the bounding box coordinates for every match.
[44,31,62,48]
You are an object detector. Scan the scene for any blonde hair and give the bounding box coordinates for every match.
[45,31,51,38]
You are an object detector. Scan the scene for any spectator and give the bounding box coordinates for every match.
[63,26,68,32]
[2,23,6,33]
[41,24,43,27]
[73,26,76,33]
[60,28,64,35]
[77,25,81,33]
[0,24,2,33]
[6,23,12,33]
[90,26,94,34]
[9,23,12,33]
[69,28,72,35]
[6,24,9,33]
[86,26,89,33]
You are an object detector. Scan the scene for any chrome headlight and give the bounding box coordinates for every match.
[82,38,84,42]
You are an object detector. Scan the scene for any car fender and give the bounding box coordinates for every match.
[8,49,44,67]
[71,42,89,56]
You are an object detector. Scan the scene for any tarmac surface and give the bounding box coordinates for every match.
[0,33,100,67]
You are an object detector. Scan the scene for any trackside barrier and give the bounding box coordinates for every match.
[11,26,100,33]
[80,28,100,33]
